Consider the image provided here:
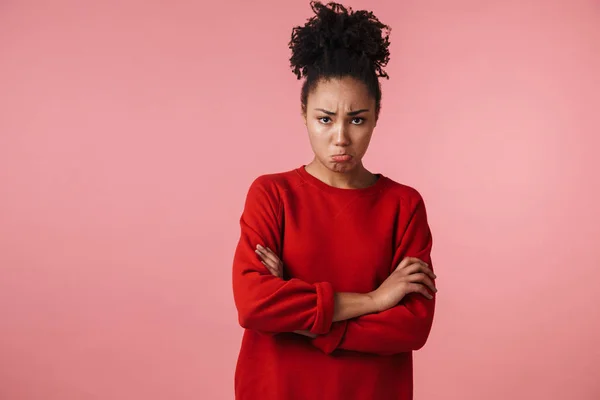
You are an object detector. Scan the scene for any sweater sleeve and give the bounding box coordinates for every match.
[311,193,435,355]
[232,176,336,335]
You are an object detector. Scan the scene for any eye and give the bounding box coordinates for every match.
[351,117,365,125]
[318,117,332,124]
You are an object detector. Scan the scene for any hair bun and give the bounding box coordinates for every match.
[289,1,391,79]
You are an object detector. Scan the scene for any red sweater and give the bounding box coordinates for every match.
[232,165,435,400]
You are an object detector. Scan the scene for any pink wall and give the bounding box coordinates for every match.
[1,1,599,399]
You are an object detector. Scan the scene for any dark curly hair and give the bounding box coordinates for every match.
[289,1,391,118]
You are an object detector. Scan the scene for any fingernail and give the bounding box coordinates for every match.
[256,244,263,250]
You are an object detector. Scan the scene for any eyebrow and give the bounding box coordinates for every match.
[315,108,369,116]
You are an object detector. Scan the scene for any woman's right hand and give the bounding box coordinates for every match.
[369,257,437,313]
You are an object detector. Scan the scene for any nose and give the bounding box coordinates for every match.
[334,123,350,146]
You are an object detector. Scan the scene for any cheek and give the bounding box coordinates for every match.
[307,122,329,142]
[353,130,374,149]
[359,131,374,143]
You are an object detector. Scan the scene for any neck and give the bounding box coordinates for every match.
[305,159,378,189]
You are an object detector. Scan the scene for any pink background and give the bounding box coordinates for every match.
[1,0,599,399]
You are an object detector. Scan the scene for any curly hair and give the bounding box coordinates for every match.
[289,1,391,117]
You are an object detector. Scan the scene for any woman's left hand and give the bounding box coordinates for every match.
[254,244,317,339]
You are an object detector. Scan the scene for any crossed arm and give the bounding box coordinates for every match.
[232,177,437,355]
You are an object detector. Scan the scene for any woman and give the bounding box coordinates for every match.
[231,2,437,399]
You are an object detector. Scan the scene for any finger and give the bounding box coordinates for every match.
[418,262,436,279]
[396,257,427,271]
[395,259,433,279]
[255,247,269,262]
[255,248,280,273]
[405,261,436,280]
[263,249,283,276]
[255,246,279,267]
[261,256,279,272]
[395,257,415,271]
[256,248,271,263]
[261,261,280,277]
[257,251,280,273]
[257,245,282,267]
[408,283,433,299]
[406,272,437,293]
[265,247,283,268]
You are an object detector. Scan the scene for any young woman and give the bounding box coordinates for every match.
[231,2,437,399]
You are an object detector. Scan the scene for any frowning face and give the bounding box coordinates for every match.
[303,76,378,174]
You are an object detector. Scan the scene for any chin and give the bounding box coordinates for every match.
[329,160,356,173]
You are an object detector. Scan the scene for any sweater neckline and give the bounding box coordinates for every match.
[296,165,388,196]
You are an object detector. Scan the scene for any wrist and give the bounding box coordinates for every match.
[332,292,379,322]
[365,291,381,313]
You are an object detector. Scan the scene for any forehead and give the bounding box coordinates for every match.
[308,77,373,108]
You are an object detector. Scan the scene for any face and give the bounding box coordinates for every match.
[303,76,377,174]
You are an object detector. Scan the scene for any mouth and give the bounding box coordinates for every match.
[331,154,353,162]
